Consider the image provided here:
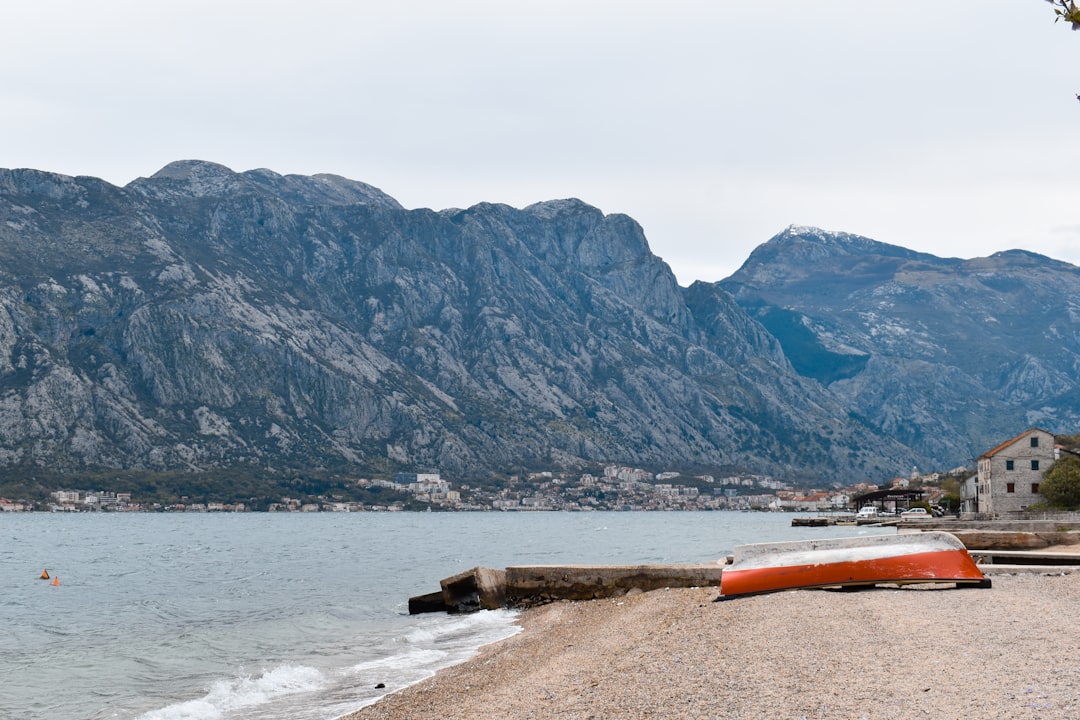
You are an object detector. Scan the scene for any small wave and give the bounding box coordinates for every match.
[136,664,325,720]
[403,608,518,645]
[327,610,521,717]
[345,647,447,674]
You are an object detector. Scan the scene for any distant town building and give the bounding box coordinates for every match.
[394,472,441,485]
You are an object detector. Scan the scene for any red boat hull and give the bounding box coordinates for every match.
[719,531,987,597]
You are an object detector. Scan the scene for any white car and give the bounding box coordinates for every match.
[856,506,878,519]
[900,507,930,519]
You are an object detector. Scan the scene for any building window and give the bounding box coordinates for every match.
[1006,483,1015,493]
[1032,483,1040,494]
[1031,436,1039,448]
[1032,460,1040,471]
[1006,460,1014,471]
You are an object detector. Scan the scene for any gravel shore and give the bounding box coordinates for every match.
[344,572,1080,720]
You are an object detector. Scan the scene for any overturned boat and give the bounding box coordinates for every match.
[718,531,990,598]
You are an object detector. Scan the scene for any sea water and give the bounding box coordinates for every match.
[0,511,892,720]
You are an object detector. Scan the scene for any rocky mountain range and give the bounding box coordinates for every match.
[719,226,1080,467]
[0,161,1075,487]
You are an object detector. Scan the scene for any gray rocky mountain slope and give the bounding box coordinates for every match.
[0,162,922,484]
[720,225,1080,467]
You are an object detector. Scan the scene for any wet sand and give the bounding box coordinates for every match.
[343,572,1080,719]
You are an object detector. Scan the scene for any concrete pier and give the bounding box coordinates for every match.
[505,563,724,607]
[410,563,724,614]
[439,566,507,614]
[947,528,1080,550]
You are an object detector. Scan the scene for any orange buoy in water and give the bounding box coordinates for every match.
[51,577,59,586]
[40,569,50,580]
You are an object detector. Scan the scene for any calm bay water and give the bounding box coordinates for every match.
[1,511,893,720]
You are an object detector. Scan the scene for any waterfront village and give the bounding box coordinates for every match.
[0,464,962,514]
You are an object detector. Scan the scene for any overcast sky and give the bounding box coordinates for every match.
[3,1,1078,283]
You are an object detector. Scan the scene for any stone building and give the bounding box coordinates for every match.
[975,428,1056,516]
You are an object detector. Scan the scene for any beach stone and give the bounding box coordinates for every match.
[344,575,1080,720]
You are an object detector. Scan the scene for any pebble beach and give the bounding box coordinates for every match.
[345,571,1080,720]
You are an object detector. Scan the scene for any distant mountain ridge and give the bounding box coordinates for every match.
[0,163,1075,487]
[720,225,1080,465]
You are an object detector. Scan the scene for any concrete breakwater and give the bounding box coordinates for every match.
[409,563,725,614]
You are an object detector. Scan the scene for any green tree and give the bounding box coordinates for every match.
[937,479,963,511]
[1039,455,1080,509]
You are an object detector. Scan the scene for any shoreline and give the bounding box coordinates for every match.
[344,572,1080,719]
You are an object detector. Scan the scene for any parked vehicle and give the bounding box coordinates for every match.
[856,505,878,519]
[900,507,931,519]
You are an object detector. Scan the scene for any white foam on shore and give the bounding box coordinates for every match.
[403,607,518,645]
[137,664,327,720]
[134,610,521,720]
[328,610,522,719]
